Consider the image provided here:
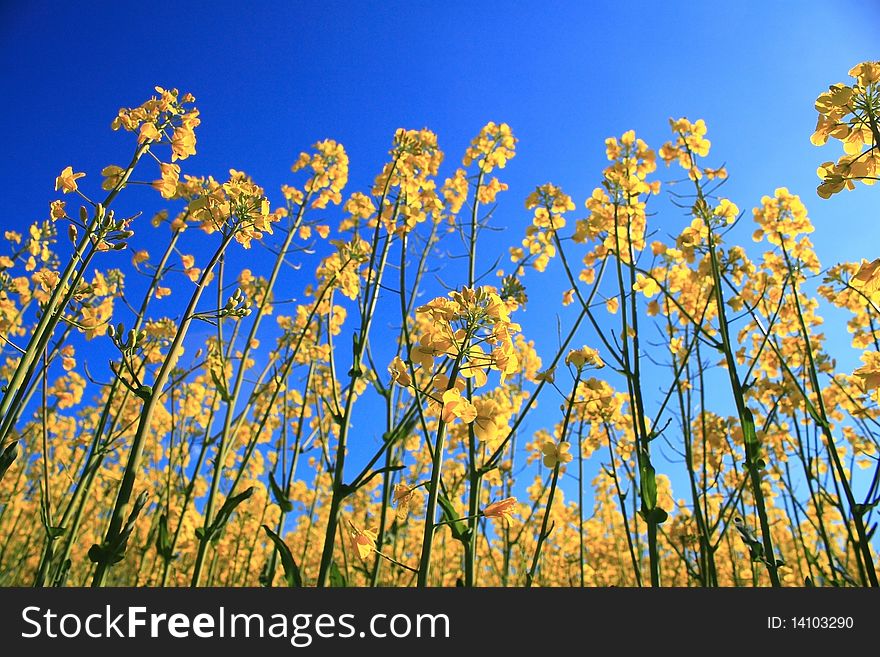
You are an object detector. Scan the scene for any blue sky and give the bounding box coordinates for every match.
[2,1,879,529]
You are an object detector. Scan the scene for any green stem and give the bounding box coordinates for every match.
[0,141,151,443]
[526,373,580,586]
[93,228,235,587]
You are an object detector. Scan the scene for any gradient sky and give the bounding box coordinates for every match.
[2,1,879,528]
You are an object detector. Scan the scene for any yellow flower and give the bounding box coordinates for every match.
[565,345,604,370]
[410,334,437,371]
[534,366,556,383]
[541,440,573,468]
[153,162,180,199]
[714,198,739,224]
[138,122,161,143]
[633,272,661,298]
[854,351,880,391]
[851,258,880,299]
[60,345,76,372]
[482,497,517,524]
[55,166,85,194]
[49,200,66,221]
[472,397,501,446]
[33,269,59,293]
[132,250,150,267]
[348,521,378,560]
[181,253,201,282]
[441,388,477,424]
[171,123,198,161]
[388,355,412,387]
[392,483,417,521]
[463,121,517,173]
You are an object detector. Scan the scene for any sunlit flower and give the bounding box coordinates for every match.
[55,166,85,194]
[541,440,573,468]
[565,345,604,370]
[850,258,880,299]
[388,355,412,387]
[482,497,517,524]
[348,521,378,560]
[392,483,417,521]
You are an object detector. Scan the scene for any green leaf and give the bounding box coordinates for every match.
[328,560,347,587]
[438,493,468,543]
[156,513,173,561]
[742,406,762,464]
[209,368,230,402]
[639,452,657,512]
[0,440,18,482]
[207,486,255,541]
[648,507,668,525]
[262,525,302,587]
[269,472,293,513]
[87,544,107,564]
[92,490,151,566]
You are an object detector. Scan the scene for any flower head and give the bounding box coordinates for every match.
[565,345,605,370]
[348,521,378,560]
[482,497,517,524]
[55,166,85,194]
[541,440,573,468]
[388,355,412,387]
[851,258,880,300]
[392,483,418,521]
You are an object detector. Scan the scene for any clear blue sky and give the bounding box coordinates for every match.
[2,1,879,517]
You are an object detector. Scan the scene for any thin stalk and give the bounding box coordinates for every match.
[526,372,580,586]
[93,228,235,586]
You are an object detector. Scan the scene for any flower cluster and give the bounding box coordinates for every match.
[112,86,200,161]
[510,184,575,273]
[811,61,880,198]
